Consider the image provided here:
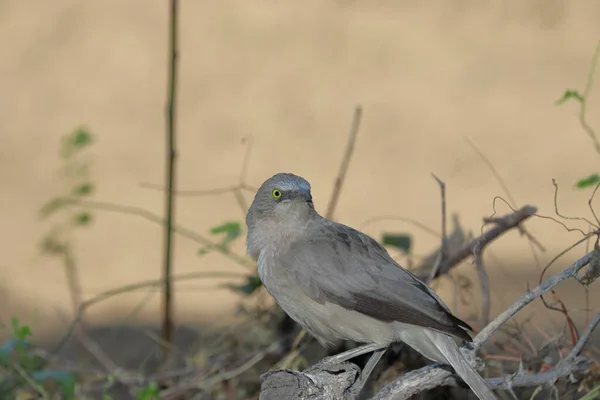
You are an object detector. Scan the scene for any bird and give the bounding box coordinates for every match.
[245,172,497,400]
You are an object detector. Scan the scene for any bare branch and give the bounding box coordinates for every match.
[417,205,538,280]
[325,105,363,220]
[474,247,491,327]
[465,138,518,208]
[427,174,447,282]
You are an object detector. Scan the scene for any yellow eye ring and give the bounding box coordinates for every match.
[272,189,282,199]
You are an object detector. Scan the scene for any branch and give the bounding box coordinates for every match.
[417,205,537,280]
[325,105,363,220]
[427,174,447,282]
[374,250,596,399]
[161,0,179,356]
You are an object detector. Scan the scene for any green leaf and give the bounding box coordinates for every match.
[136,381,160,400]
[11,318,32,341]
[39,198,68,218]
[210,221,241,237]
[71,182,94,196]
[74,212,92,226]
[197,248,208,256]
[575,173,600,189]
[381,233,412,253]
[210,221,242,249]
[61,127,94,158]
[225,275,262,296]
[31,370,76,399]
[555,89,584,105]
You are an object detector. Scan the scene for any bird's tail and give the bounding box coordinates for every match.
[427,330,497,400]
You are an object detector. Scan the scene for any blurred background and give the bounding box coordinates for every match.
[1,0,600,398]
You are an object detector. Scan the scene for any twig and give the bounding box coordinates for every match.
[358,215,439,238]
[12,363,50,399]
[465,138,518,208]
[567,311,600,360]
[474,247,491,327]
[160,341,283,398]
[138,183,257,196]
[52,271,247,356]
[537,234,593,344]
[552,179,597,230]
[161,0,179,357]
[474,250,593,349]
[62,198,253,268]
[579,41,600,155]
[325,105,363,219]
[138,136,256,215]
[428,174,447,282]
[369,249,597,399]
[417,205,537,280]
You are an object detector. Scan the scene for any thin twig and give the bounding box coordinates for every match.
[428,174,447,282]
[474,247,491,327]
[417,205,537,280]
[160,341,282,397]
[52,271,247,356]
[62,198,253,268]
[325,105,363,219]
[465,138,518,208]
[370,250,597,399]
[552,179,597,230]
[138,137,256,215]
[358,215,440,238]
[474,249,593,349]
[161,0,179,357]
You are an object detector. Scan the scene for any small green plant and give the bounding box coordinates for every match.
[136,381,160,400]
[39,127,97,325]
[0,318,76,399]
[555,42,600,189]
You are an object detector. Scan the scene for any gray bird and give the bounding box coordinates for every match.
[246,173,497,400]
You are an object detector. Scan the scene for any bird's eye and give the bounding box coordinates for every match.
[272,189,282,199]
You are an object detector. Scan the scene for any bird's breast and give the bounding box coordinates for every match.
[257,247,395,346]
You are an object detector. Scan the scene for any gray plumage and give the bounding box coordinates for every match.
[246,173,497,400]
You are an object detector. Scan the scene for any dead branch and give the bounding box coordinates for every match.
[417,205,537,280]
[325,105,363,220]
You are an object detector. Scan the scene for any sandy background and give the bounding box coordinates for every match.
[1,0,600,358]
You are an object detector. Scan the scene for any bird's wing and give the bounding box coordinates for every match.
[281,221,472,341]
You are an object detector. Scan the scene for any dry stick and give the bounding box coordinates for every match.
[374,250,596,400]
[428,174,447,282]
[552,179,597,230]
[52,271,246,356]
[325,105,363,219]
[359,215,440,238]
[465,138,518,209]
[417,205,538,280]
[474,246,491,327]
[62,198,253,268]
[138,183,257,196]
[161,0,179,360]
